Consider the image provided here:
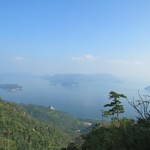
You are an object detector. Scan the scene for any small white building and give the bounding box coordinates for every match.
[49,106,55,110]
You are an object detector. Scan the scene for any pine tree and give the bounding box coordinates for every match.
[104,91,127,119]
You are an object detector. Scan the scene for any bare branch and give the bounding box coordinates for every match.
[126,92,150,120]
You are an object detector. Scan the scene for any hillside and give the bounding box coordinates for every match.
[0,98,74,150]
[20,104,94,133]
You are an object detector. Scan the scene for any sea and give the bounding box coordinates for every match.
[0,73,148,119]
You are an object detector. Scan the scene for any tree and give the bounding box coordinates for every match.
[127,91,150,120]
[104,91,127,119]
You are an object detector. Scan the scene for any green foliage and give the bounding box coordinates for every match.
[20,104,93,133]
[0,98,73,149]
[104,91,127,119]
[81,118,150,150]
[0,137,16,150]
[79,91,150,150]
[61,136,83,150]
[3,90,150,150]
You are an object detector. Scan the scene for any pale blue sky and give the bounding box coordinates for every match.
[1,0,150,81]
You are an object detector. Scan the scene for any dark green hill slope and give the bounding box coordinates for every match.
[20,104,93,133]
[0,98,73,150]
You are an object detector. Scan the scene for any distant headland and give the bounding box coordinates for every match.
[0,84,23,92]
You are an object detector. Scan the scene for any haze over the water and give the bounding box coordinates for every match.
[0,0,150,118]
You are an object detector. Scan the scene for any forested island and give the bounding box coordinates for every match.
[44,74,120,87]
[0,84,23,92]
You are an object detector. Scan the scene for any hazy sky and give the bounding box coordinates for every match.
[1,0,150,81]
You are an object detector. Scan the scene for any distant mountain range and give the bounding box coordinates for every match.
[44,73,121,87]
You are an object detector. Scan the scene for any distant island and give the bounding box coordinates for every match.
[0,84,23,92]
[144,86,150,92]
[44,73,121,88]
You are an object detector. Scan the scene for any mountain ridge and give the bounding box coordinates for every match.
[20,103,94,133]
[0,98,80,149]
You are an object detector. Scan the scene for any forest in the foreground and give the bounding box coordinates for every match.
[0,91,150,150]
